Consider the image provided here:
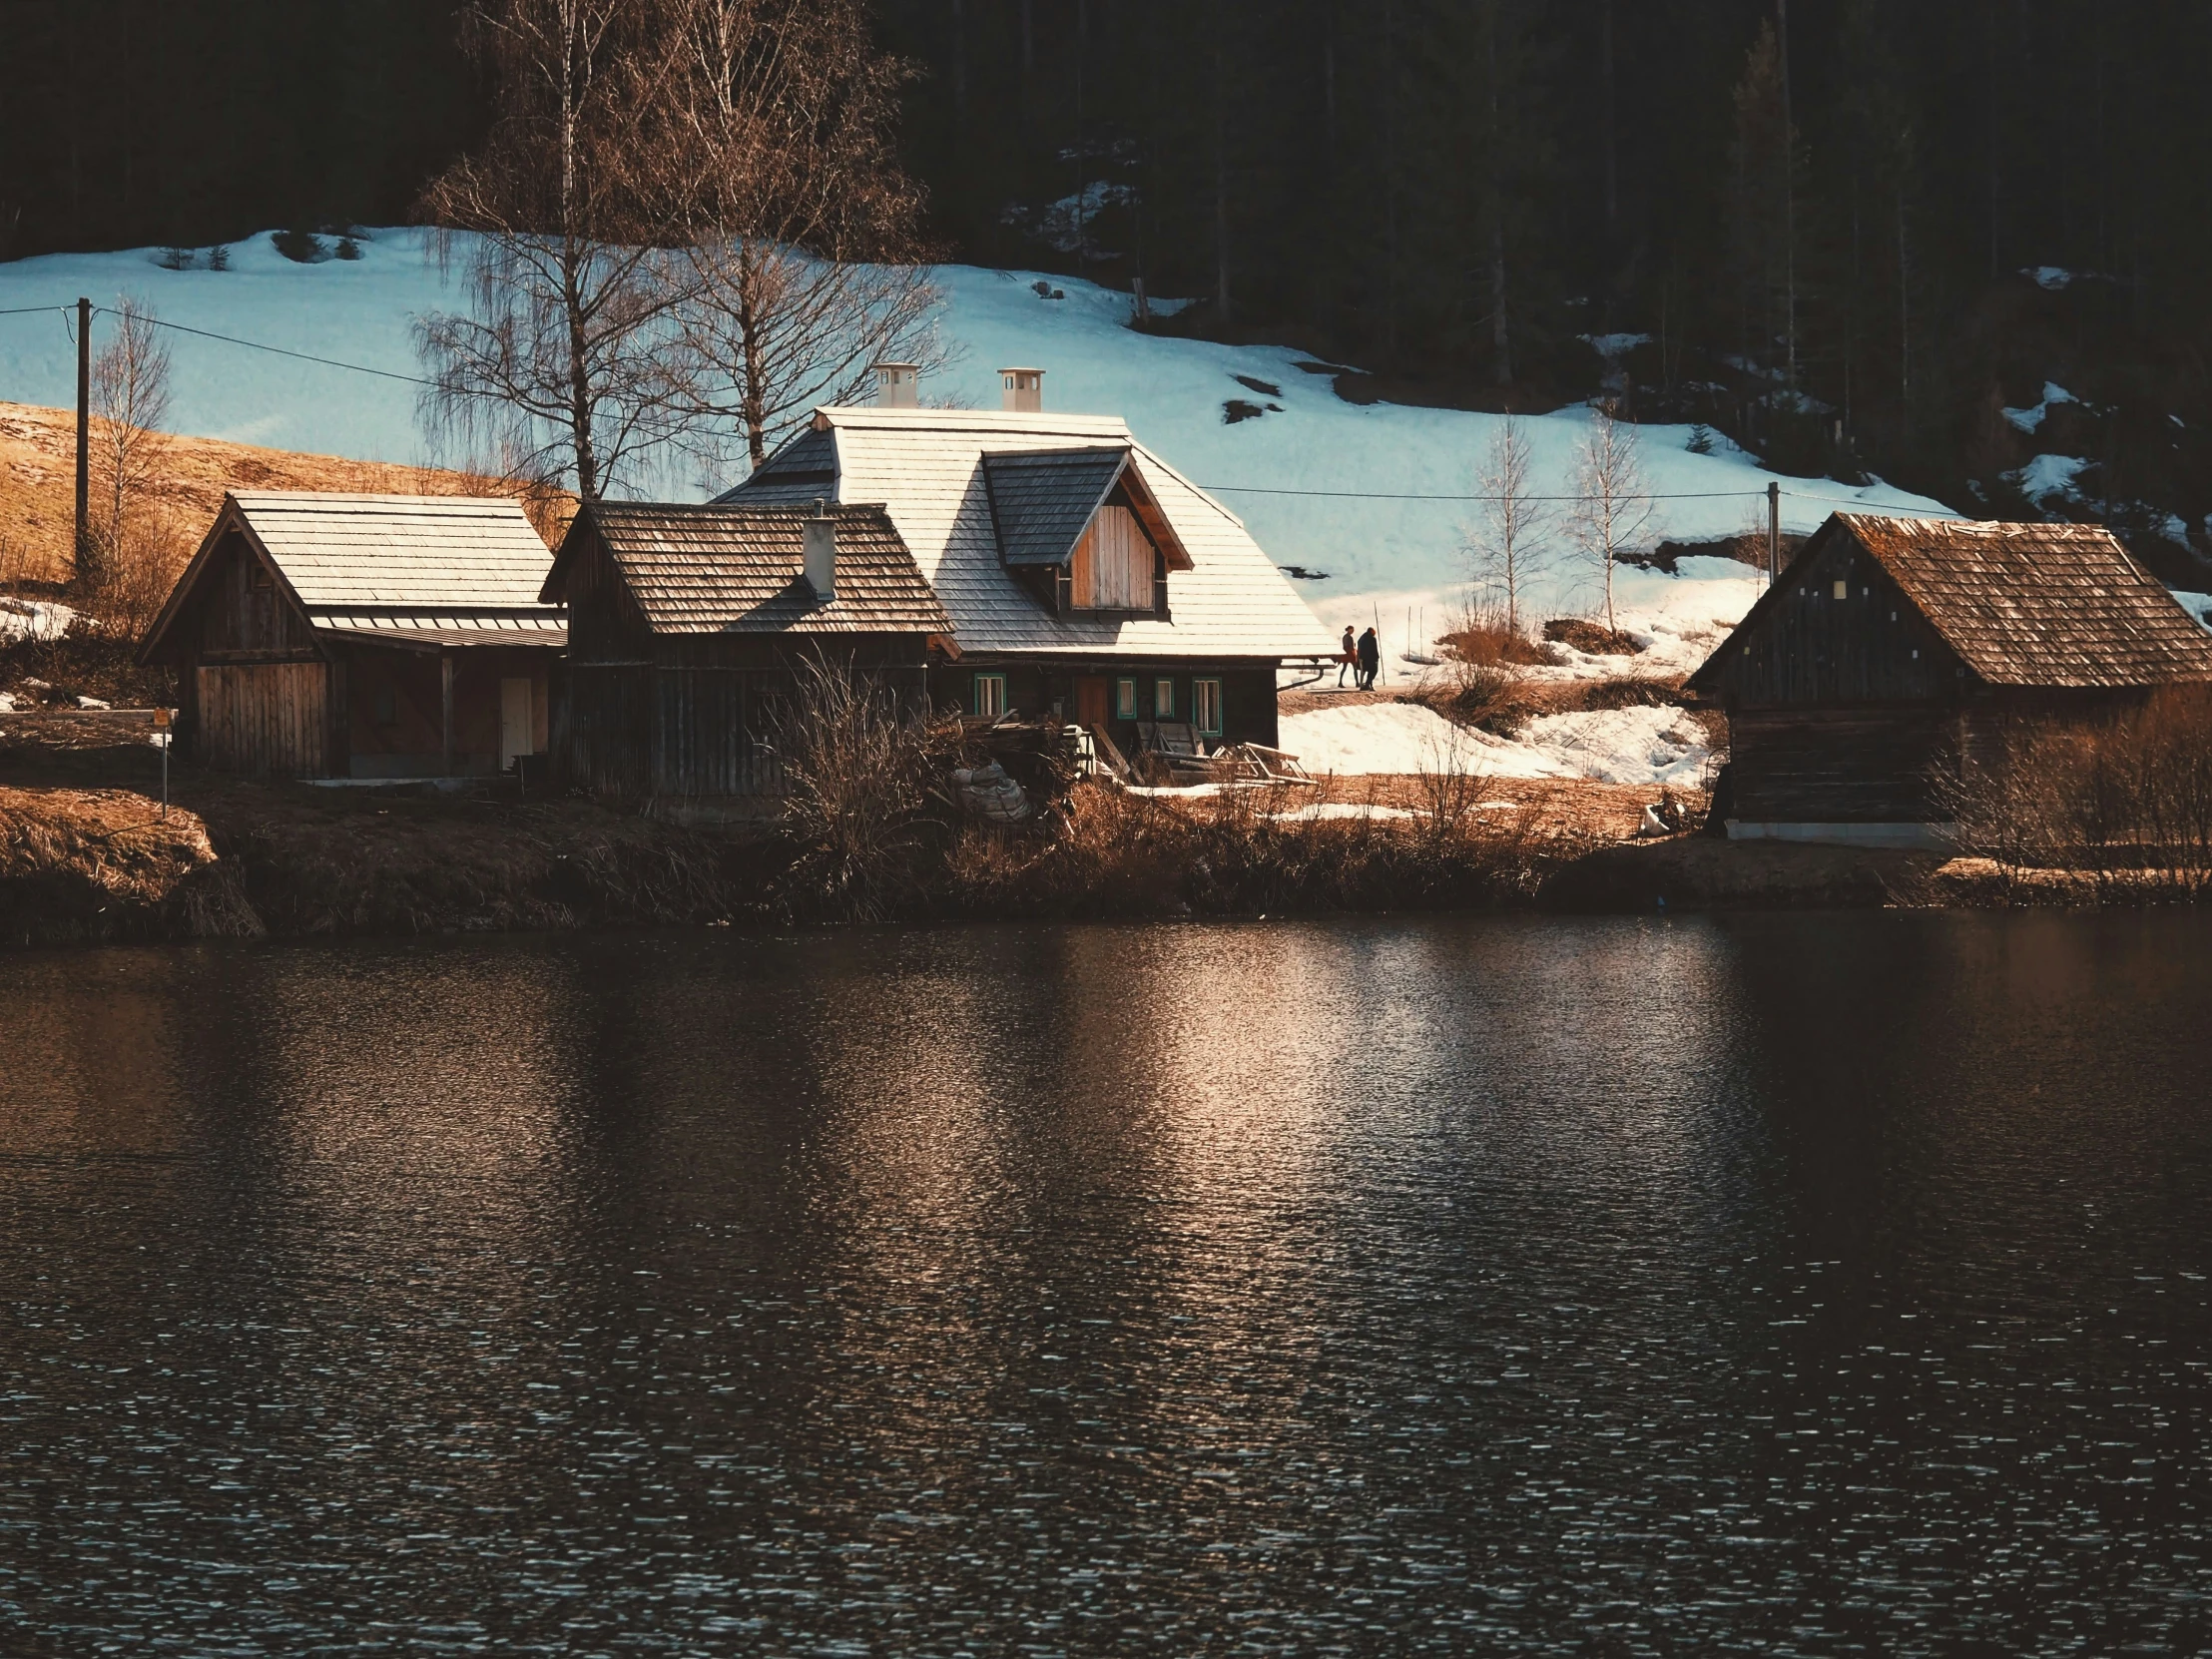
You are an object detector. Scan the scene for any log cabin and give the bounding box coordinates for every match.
[715,367,1335,757]
[540,500,952,805]
[1685,512,2212,846]
[140,493,565,779]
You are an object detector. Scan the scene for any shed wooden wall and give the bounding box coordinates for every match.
[1712,534,1965,708]
[196,662,330,776]
[1728,707,1960,824]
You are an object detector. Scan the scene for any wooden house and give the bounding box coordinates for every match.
[716,373,1335,758]
[541,500,952,802]
[140,492,564,779]
[1685,513,2212,846]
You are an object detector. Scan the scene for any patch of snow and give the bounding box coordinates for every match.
[74,695,111,710]
[1518,705,1712,787]
[2024,266,2073,289]
[1581,332,1652,358]
[2173,591,2212,635]
[0,693,14,712]
[2001,381,2077,434]
[2004,453,2092,508]
[1265,803,1418,822]
[0,598,73,642]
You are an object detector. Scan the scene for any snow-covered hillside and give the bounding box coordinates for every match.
[0,228,1950,632]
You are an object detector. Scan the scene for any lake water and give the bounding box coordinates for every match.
[2,914,2210,1656]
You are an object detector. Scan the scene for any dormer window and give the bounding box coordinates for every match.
[1070,503,1157,610]
[980,445,1194,620]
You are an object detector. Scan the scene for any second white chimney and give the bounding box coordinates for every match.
[999,366,1044,412]
[804,500,835,602]
[873,361,918,407]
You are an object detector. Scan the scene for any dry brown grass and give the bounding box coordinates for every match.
[0,401,571,594]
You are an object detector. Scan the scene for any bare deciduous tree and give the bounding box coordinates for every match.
[1463,412,1546,635]
[87,294,181,627]
[1568,398,1651,636]
[415,0,696,499]
[666,0,944,469]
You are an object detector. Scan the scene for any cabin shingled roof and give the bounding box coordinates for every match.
[227,491,557,609]
[713,406,1335,660]
[566,502,951,635]
[1692,512,2212,692]
[981,447,1130,566]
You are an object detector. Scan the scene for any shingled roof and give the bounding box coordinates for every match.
[1691,512,2212,692]
[553,502,951,635]
[715,407,1333,660]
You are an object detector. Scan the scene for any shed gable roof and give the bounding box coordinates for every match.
[227,492,555,608]
[554,502,951,636]
[1690,513,2212,692]
[714,406,1333,660]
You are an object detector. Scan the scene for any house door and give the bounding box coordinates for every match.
[1074,676,1110,727]
[500,676,533,771]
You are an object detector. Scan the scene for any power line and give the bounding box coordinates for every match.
[1201,483,1767,502]
[121,312,435,386]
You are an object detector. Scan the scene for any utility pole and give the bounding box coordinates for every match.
[1767,479,1781,582]
[75,296,91,581]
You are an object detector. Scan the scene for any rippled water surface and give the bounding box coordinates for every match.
[3,913,2212,1655]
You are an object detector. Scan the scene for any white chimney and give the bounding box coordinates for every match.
[804,500,835,602]
[873,361,918,407]
[999,366,1044,412]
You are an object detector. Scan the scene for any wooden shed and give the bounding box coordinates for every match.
[542,500,952,804]
[1686,513,2212,846]
[141,493,566,779]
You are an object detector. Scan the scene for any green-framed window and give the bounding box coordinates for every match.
[1153,678,1175,718]
[972,673,1007,718]
[1193,677,1224,737]
[1115,677,1138,719]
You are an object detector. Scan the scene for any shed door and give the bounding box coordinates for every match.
[1074,676,1109,727]
[195,663,328,777]
[500,677,533,771]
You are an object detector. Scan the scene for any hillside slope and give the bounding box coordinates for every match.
[0,230,1947,633]
[0,401,540,587]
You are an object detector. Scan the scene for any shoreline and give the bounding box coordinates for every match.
[4,711,2190,950]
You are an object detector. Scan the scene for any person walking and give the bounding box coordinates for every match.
[1357,626,1381,690]
[1338,625,1358,687]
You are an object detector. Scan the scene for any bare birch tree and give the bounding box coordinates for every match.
[1463,412,1546,634]
[414,0,696,498]
[87,294,173,606]
[1568,399,1651,636]
[664,0,943,470]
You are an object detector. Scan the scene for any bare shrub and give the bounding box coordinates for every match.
[767,654,940,920]
[1462,412,1548,633]
[1941,688,2212,898]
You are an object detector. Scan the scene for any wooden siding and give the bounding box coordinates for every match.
[1713,537,1965,707]
[1069,501,1158,611]
[198,530,322,659]
[1729,707,1960,824]
[559,641,928,799]
[196,662,330,776]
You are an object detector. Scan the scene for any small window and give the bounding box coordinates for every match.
[249,561,274,591]
[972,673,1007,718]
[1115,678,1138,719]
[1833,579,1849,600]
[1153,678,1175,718]
[1193,678,1223,737]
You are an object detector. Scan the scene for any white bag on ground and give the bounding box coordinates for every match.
[951,762,1032,824]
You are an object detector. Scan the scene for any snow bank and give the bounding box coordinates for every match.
[1518,705,1713,787]
[0,229,1950,615]
[1278,695,1711,786]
